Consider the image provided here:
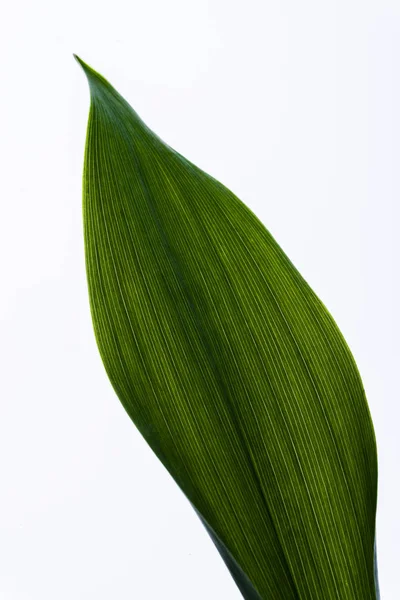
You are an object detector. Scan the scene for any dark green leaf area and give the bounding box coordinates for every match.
[78,57,378,600]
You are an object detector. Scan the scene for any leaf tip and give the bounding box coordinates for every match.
[73,55,110,99]
[73,54,92,74]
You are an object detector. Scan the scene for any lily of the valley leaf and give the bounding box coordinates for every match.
[76,56,378,600]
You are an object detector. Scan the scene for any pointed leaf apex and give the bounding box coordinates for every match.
[73,55,112,99]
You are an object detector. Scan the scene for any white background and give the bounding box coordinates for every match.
[0,1,399,598]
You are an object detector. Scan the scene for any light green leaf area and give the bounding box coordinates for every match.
[76,56,378,599]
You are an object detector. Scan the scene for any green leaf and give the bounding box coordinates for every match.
[76,56,378,599]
